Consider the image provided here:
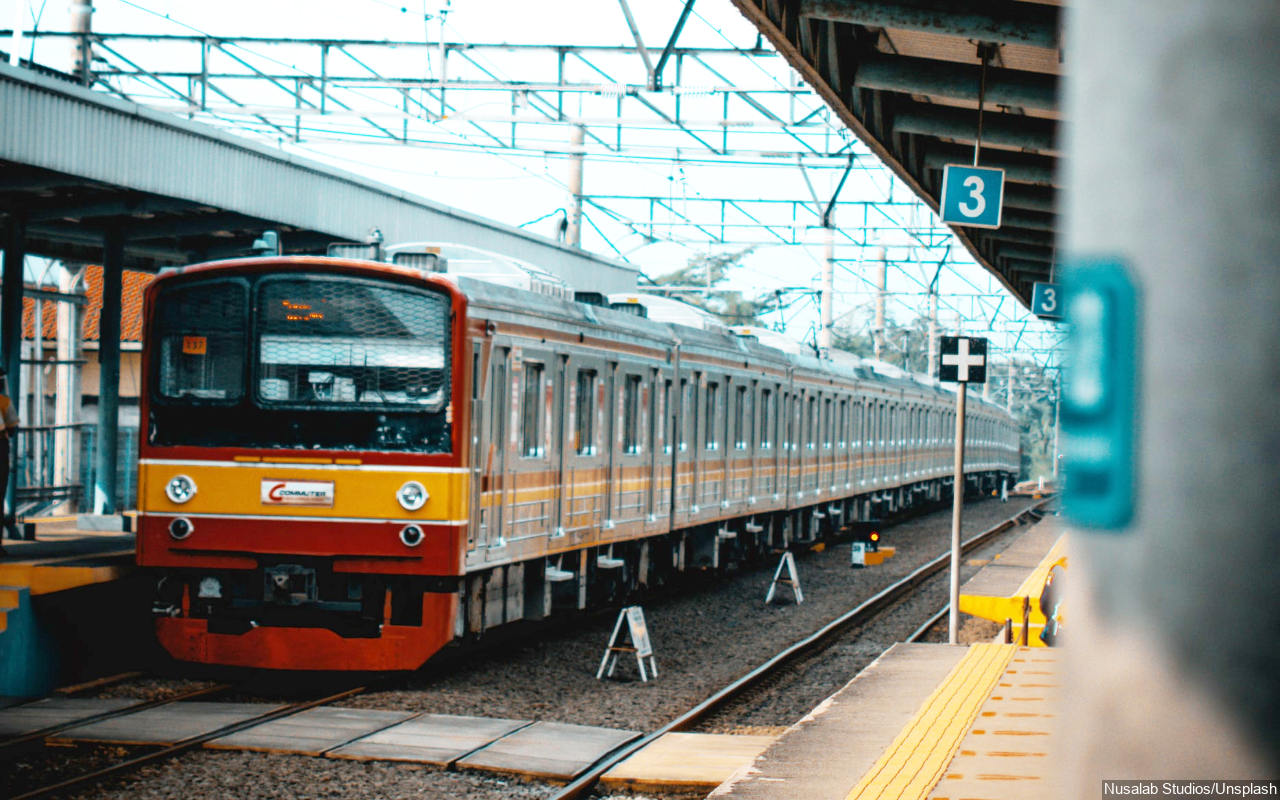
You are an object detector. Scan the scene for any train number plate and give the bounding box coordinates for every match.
[261,479,335,507]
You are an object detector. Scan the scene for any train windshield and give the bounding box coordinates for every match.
[256,278,449,411]
[149,273,453,453]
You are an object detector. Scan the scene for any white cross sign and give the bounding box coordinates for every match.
[939,336,988,384]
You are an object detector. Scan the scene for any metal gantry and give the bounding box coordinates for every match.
[4,17,1062,367]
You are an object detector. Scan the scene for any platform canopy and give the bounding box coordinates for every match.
[0,61,638,293]
[731,0,1062,305]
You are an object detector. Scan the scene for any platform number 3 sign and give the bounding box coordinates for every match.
[941,165,1005,229]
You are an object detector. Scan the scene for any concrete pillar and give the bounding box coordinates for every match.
[818,225,834,354]
[566,125,585,247]
[93,229,122,514]
[926,291,939,377]
[69,0,93,86]
[1062,0,1280,787]
[873,247,886,360]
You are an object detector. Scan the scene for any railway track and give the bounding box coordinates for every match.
[0,499,1048,799]
[6,683,369,800]
[551,498,1052,800]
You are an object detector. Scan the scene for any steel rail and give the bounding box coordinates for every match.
[906,604,952,643]
[9,685,368,800]
[551,497,1052,800]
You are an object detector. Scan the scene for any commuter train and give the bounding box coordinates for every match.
[137,254,1019,671]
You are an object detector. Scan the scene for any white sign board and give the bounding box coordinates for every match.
[597,605,659,681]
[765,551,803,605]
[260,479,335,507]
[625,606,653,658]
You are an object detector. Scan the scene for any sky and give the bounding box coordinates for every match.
[3,0,1062,369]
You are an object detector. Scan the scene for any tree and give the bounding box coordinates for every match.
[649,247,774,325]
[832,314,932,372]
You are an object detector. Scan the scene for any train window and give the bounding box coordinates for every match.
[837,399,847,448]
[705,382,719,450]
[255,276,449,411]
[662,379,673,454]
[575,370,596,455]
[805,396,816,450]
[154,279,247,404]
[733,386,749,449]
[680,379,694,452]
[823,398,833,449]
[759,388,773,449]
[521,363,544,457]
[623,374,642,454]
[853,400,863,449]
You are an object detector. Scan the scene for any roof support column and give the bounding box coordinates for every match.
[93,227,122,515]
[1062,0,1280,784]
[2,216,26,533]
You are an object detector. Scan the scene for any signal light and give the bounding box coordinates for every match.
[869,530,880,552]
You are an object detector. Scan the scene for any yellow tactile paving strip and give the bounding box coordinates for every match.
[929,648,1061,800]
[845,643,1019,800]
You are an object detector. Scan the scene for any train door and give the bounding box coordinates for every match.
[552,355,569,536]
[690,374,705,513]
[745,380,759,504]
[603,362,618,527]
[478,346,510,550]
[755,384,773,500]
[615,368,648,527]
[821,395,833,495]
[646,368,662,523]
[672,376,693,520]
[835,397,847,492]
[467,341,484,553]
[803,392,818,495]
[660,375,675,519]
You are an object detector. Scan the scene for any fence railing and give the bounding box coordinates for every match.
[10,423,139,515]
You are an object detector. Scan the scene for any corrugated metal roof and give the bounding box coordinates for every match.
[732,0,1065,305]
[0,62,638,293]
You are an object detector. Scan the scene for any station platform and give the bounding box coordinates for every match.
[710,516,1066,800]
[713,642,1061,800]
[0,518,141,698]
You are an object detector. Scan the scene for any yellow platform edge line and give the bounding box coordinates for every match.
[845,643,1019,800]
[1013,534,1068,598]
[957,535,1069,647]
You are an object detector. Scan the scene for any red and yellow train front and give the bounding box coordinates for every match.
[136,258,468,671]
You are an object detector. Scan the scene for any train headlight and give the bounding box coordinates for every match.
[399,524,424,547]
[396,481,428,511]
[165,475,197,504]
[169,517,193,540]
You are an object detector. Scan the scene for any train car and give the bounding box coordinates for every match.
[137,255,1019,671]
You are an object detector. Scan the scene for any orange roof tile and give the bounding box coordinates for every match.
[17,265,152,343]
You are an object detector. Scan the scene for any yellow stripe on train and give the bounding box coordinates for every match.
[138,462,468,520]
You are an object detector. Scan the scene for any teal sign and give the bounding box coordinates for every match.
[940,165,1005,229]
[1031,282,1062,320]
[1061,258,1140,530]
